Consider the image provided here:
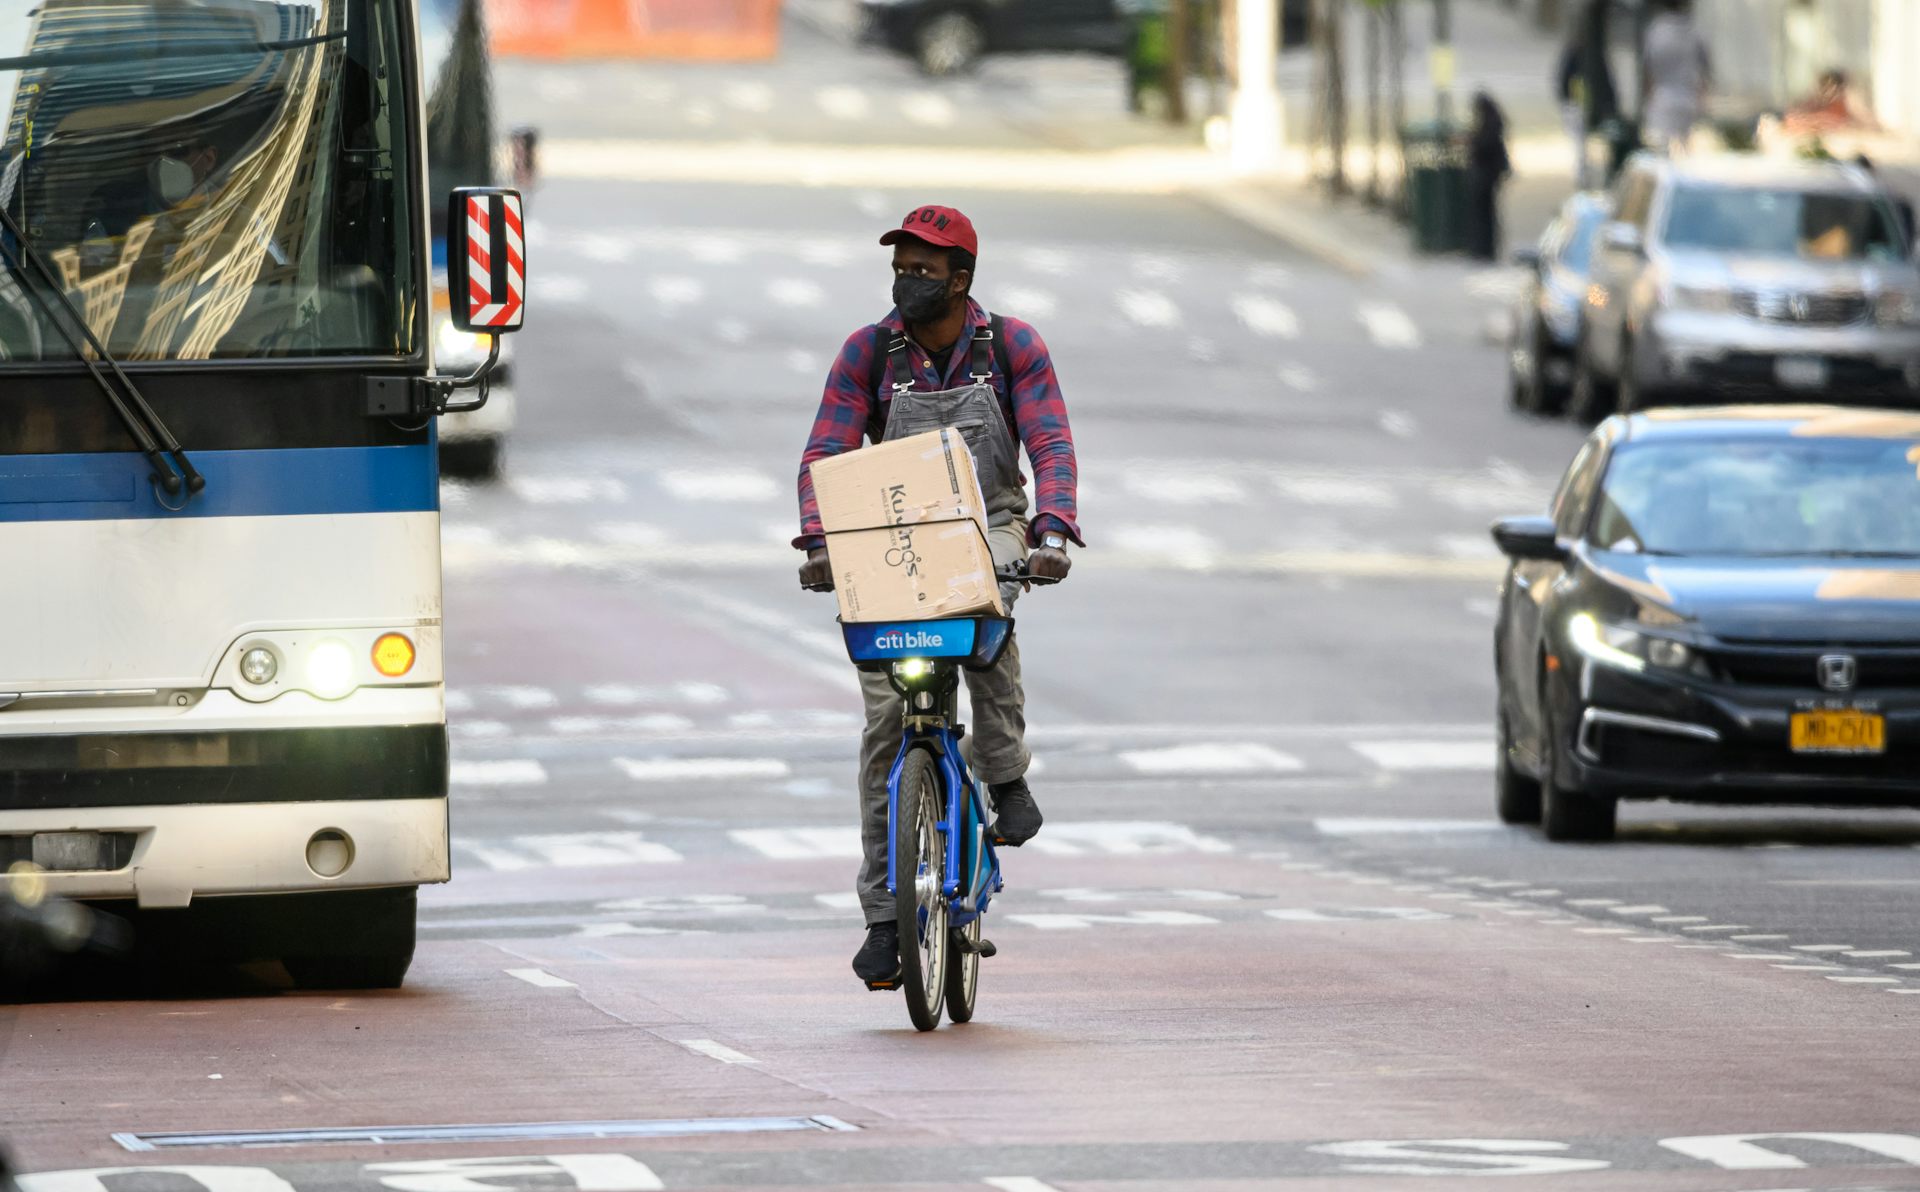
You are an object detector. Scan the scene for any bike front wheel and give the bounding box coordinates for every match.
[894,748,949,1032]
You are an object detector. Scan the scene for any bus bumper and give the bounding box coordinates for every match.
[4,796,449,908]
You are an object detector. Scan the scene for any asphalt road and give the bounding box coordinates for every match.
[11,18,1920,1192]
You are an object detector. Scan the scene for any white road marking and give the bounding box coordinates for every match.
[1607,905,1669,916]
[815,85,871,120]
[1117,743,1303,775]
[505,968,575,988]
[443,690,476,713]
[1575,927,1633,935]
[1790,943,1854,952]
[734,827,861,860]
[1651,916,1708,924]
[1230,293,1300,338]
[485,686,558,710]
[1351,740,1492,771]
[1027,822,1233,856]
[616,757,791,782]
[549,714,697,735]
[1278,363,1320,391]
[786,349,819,374]
[768,278,825,308]
[449,760,548,787]
[1827,976,1900,984]
[995,286,1058,318]
[1039,887,1240,903]
[1266,907,1451,923]
[1513,888,1561,897]
[814,892,862,910]
[1682,924,1750,932]
[1117,289,1182,328]
[1722,953,1794,960]
[509,476,627,505]
[722,81,774,112]
[449,720,511,740]
[902,92,956,127]
[679,1039,759,1064]
[648,276,704,307]
[1106,523,1218,568]
[1730,934,1790,942]
[1006,910,1220,931]
[1273,475,1397,507]
[689,235,744,264]
[1122,473,1248,505]
[534,275,589,305]
[1565,898,1621,907]
[1847,950,1912,958]
[660,468,779,502]
[1771,964,1845,971]
[478,833,684,870]
[983,1179,1062,1192]
[1623,936,1672,943]
[1357,301,1422,348]
[1313,817,1506,836]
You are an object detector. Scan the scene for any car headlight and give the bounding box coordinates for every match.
[436,318,487,358]
[1874,291,1920,328]
[1668,283,1734,314]
[1567,613,1699,674]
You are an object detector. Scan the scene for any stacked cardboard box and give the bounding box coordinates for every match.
[809,428,1004,623]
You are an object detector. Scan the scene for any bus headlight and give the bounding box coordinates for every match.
[306,640,356,700]
[239,646,279,685]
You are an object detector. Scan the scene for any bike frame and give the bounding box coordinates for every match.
[883,686,1003,929]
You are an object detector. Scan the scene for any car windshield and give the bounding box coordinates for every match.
[1559,205,1605,273]
[1662,185,1907,260]
[0,0,415,363]
[1591,438,1920,557]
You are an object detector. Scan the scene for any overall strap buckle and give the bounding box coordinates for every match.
[969,324,994,385]
[884,331,913,396]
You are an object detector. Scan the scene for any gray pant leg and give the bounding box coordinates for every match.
[852,518,1032,924]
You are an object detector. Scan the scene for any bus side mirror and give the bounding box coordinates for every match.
[446,186,526,335]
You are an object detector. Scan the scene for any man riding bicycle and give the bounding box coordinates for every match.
[795,205,1081,986]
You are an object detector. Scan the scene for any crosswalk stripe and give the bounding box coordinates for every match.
[1117,288,1181,328]
[733,827,861,859]
[616,757,792,781]
[1349,740,1493,771]
[460,832,685,871]
[1357,301,1422,348]
[1117,743,1302,775]
[1230,293,1300,338]
[450,759,548,786]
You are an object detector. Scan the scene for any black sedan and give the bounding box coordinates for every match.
[1507,190,1608,417]
[1492,405,1920,841]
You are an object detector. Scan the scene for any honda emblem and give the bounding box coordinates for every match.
[1817,654,1857,691]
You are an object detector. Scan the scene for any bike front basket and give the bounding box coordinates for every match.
[842,616,1013,672]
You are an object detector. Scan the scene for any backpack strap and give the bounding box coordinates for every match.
[969,321,994,383]
[863,324,912,441]
[988,313,1014,395]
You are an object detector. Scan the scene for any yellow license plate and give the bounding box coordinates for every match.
[1790,710,1885,754]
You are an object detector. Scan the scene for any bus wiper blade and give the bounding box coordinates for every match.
[0,204,202,498]
[0,31,345,71]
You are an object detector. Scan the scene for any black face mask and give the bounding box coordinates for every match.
[892,274,953,324]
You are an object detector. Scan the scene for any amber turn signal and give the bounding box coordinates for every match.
[372,633,416,678]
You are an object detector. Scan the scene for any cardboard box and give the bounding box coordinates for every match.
[809,429,1004,622]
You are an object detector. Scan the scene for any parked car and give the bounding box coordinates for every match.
[1571,154,1920,424]
[1508,191,1610,415]
[1491,405,1920,841]
[861,0,1307,76]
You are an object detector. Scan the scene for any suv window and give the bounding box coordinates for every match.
[1616,171,1658,231]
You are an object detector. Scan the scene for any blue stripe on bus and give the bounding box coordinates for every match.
[0,444,438,522]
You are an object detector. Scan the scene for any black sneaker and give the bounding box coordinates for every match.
[852,922,901,987]
[990,778,1043,846]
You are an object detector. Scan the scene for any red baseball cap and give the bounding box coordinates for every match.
[879,205,978,256]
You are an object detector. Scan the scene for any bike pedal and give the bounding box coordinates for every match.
[864,977,900,991]
[977,939,997,958]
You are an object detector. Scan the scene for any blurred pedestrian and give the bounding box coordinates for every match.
[1465,91,1512,262]
[1642,0,1710,154]
[1556,0,1618,190]
[1783,69,1879,136]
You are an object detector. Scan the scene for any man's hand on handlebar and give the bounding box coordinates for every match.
[1028,546,1071,583]
[799,546,834,592]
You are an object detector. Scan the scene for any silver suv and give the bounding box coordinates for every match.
[1572,154,1920,422]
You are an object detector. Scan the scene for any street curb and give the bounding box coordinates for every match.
[1191,184,1386,280]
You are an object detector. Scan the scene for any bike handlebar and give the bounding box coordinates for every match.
[802,560,1060,593]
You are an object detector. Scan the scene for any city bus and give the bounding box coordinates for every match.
[0,0,524,988]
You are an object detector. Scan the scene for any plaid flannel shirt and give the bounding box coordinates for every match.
[793,299,1082,551]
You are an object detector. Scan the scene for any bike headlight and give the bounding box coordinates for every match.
[1669,283,1734,314]
[1567,613,1699,674]
[1874,291,1920,327]
[892,658,931,681]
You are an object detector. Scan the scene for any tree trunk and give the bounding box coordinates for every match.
[1365,3,1382,204]
[1166,0,1191,123]
[1317,0,1347,196]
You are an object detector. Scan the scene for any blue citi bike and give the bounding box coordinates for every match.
[807,563,1053,1031]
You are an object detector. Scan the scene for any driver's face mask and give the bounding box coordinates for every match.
[149,155,196,206]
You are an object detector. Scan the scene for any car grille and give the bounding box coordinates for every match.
[1706,643,1920,689]
[1732,288,1870,326]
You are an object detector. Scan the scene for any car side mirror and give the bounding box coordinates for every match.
[446,186,526,335]
[1601,222,1644,257]
[1491,515,1569,562]
[1511,245,1544,271]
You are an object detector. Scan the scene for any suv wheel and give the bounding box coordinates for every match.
[915,11,984,75]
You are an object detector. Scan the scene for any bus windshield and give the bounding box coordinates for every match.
[0,0,416,364]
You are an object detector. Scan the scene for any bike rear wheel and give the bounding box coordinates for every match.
[945,916,981,1023]
[894,748,949,1032]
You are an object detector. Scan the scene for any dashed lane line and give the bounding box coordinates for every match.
[615,757,793,782]
[505,968,576,988]
[450,759,549,787]
[1117,743,1303,776]
[984,1179,1064,1192]
[679,1039,760,1065]
[1348,740,1491,771]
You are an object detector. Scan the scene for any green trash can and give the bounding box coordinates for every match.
[1402,121,1469,255]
